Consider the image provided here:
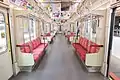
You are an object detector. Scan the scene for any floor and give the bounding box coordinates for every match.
[110,55,120,78]
[10,34,108,80]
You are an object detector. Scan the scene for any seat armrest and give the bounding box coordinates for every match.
[90,45,103,47]
[16,44,33,53]
[16,44,29,47]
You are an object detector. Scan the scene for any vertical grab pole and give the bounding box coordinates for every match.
[75,22,80,44]
[106,8,116,77]
[43,21,45,50]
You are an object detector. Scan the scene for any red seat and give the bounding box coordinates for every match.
[33,48,44,62]
[37,43,47,49]
[19,37,48,63]
[79,37,84,45]
[76,46,87,61]
[72,37,101,61]
[46,33,51,36]
[87,42,100,53]
[32,40,38,49]
[72,43,81,49]
[33,54,42,62]
[20,42,32,53]
[72,43,86,61]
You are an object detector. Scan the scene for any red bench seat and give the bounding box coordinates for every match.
[76,45,87,61]
[72,37,102,62]
[18,37,48,63]
[72,43,81,49]
[65,32,75,41]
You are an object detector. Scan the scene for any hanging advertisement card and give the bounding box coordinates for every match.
[9,0,23,6]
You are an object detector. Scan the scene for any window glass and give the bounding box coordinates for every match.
[29,19,36,40]
[23,18,36,42]
[0,12,7,53]
[23,19,30,43]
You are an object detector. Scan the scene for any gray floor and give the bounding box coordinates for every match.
[110,56,120,78]
[10,34,108,80]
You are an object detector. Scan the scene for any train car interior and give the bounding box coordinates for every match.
[1,0,120,80]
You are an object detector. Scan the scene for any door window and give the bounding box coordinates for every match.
[0,12,7,54]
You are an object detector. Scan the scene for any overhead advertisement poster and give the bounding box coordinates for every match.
[9,0,33,10]
[9,0,23,6]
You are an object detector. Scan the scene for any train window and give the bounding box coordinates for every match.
[24,19,36,42]
[114,16,120,37]
[23,19,30,43]
[92,19,97,34]
[0,12,7,54]
[29,19,36,40]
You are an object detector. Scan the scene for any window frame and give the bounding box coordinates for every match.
[0,11,8,55]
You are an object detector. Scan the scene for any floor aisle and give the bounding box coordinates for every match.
[10,34,107,80]
[110,56,120,78]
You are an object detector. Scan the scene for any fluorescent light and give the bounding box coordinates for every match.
[9,5,14,8]
[14,7,24,10]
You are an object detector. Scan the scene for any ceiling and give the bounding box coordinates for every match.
[35,0,81,24]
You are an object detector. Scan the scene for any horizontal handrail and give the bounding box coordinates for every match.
[90,45,103,47]
[16,44,33,53]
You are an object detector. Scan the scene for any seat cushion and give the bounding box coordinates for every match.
[32,40,38,49]
[46,33,51,36]
[33,53,42,62]
[32,44,46,62]
[76,46,87,61]
[38,43,48,49]
[79,37,82,44]
[81,38,86,47]
[89,44,100,53]
[72,43,81,49]
[82,38,88,49]
[77,46,87,56]
[87,42,100,53]
[20,43,32,53]
[80,37,84,45]
[36,38,41,45]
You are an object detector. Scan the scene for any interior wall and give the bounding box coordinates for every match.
[100,8,111,76]
[9,8,20,75]
[13,10,26,44]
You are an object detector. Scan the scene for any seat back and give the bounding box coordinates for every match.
[20,42,32,53]
[81,38,86,47]
[32,37,41,49]
[36,37,41,45]
[46,33,51,36]
[20,37,42,53]
[83,38,89,49]
[87,41,100,53]
[79,37,83,45]
[32,40,38,49]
